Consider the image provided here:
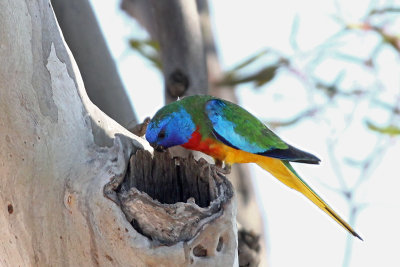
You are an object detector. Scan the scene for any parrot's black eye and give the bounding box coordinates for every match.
[158,129,166,139]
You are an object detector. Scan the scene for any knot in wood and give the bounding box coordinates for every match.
[167,69,189,98]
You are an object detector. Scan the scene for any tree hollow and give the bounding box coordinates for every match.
[116,150,234,246]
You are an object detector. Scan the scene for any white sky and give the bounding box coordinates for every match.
[89,1,400,266]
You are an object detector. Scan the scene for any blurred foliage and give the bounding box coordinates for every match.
[366,121,400,135]
[216,49,288,87]
[214,4,400,135]
[211,4,400,267]
[129,38,162,70]
[267,108,319,129]
[127,4,400,134]
[217,63,281,87]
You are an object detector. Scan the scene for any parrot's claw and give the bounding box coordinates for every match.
[219,164,231,174]
[214,159,231,175]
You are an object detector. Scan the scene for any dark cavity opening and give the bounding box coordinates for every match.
[119,150,216,208]
[7,204,13,214]
[193,244,207,257]
[216,236,224,252]
[112,149,234,245]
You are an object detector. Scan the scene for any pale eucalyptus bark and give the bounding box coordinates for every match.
[0,1,237,266]
[51,0,138,130]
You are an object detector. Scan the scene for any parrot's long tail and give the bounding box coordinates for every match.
[256,157,363,240]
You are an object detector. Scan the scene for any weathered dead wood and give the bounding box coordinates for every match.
[238,229,261,267]
[116,150,234,248]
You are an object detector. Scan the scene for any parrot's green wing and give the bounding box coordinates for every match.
[204,99,320,164]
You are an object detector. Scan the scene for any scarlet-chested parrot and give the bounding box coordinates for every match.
[145,95,362,240]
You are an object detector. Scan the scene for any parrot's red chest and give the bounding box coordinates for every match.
[181,128,225,160]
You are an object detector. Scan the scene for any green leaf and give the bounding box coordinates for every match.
[129,38,162,70]
[217,64,279,87]
[366,121,400,136]
[229,49,269,73]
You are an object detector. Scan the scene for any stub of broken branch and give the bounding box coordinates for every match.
[238,229,261,267]
[128,117,150,136]
[116,150,234,247]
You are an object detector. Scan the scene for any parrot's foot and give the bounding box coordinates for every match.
[218,164,231,175]
[214,159,231,175]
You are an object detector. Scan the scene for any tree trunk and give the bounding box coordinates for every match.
[0,1,237,266]
[121,0,209,103]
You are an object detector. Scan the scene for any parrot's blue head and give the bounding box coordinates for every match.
[146,103,196,151]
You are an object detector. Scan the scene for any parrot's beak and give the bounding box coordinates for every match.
[155,145,166,152]
[150,143,166,152]
[155,145,165,152]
